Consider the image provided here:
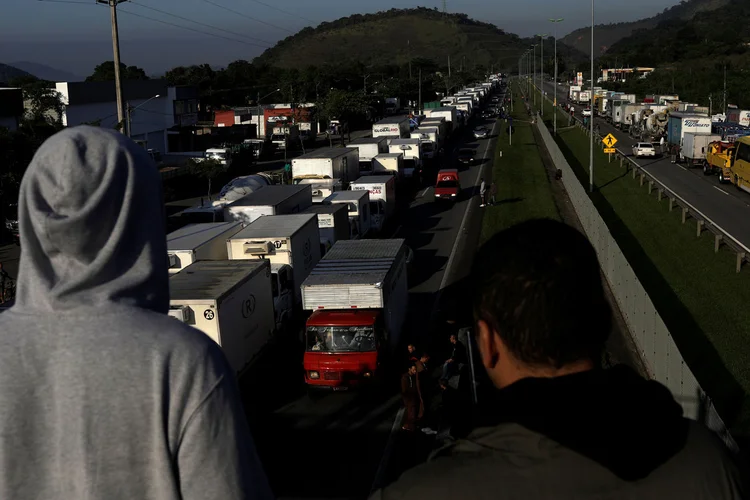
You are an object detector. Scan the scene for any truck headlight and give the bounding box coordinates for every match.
[309,371,320,379]
[363,371,372,378]
[451,193,456,197]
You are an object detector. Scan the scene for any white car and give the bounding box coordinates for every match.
[473,127,489,139]
[632,142,656,158]
[581,108,592,117]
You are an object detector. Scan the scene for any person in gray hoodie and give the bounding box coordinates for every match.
[0,126,273,500]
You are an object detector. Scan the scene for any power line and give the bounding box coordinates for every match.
[200,0,294,33]
[246,0,315,24]
[117,8,269,48]
[127,1,271,45]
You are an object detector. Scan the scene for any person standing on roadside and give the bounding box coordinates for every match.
[0,127,273,500]
[401,364,423,432]
[489,182,497,206]
[479,178,487,207]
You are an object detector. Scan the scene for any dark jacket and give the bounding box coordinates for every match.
[449,341,467,365]
[372,365,744,499]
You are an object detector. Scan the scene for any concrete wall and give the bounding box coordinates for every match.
[534,118,738,451]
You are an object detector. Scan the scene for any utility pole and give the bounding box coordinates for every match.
[448,55,451,77]
[536,34,548,117]
[550,18,564,134]
[418,68,422,114]
[589,0,595,193]
[442,0,446,13]
[97,0,128,133]
[709,93,713,116]
[533,44,537,108]
[723,64,727,115]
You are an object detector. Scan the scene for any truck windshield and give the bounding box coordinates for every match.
[306,326,377,352]
[437,180,458,188]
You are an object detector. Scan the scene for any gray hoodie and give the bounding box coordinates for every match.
[0,126,273,500]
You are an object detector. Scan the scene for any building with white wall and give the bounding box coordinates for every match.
[55,80,199,153]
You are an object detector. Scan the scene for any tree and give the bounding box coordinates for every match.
[188,158,226,200]
[8,78,64,126]
[86,61,149,82]
[318,89,371,144]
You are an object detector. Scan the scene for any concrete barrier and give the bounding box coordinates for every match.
[534,118,738,452]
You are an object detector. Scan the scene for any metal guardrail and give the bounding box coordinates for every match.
[531,83,750,273]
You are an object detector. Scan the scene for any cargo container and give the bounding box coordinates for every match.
[388,138,422,178]
[428,107,458,130]
[347,137,389,173]
[349,175,396,232]
[411,127,440,159]
[372,153,404,178]
[227,214,321,304]
[667,113,713,147]
[301,203,351,254]
[323,190,371,239]
[680,132,721,166]
[168,260,275,376]
[224,184,313,226]
[167,221,243,275]
[292,147,360,189]
[301,239,408,390]
[727,109,750,128]
[372,116,410,139]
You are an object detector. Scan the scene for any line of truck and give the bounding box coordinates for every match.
[163,73,505,390]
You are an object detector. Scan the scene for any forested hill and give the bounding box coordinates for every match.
[253,8,526,70]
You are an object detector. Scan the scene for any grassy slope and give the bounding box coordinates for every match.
[481,84,559,242]
[539,99,750,433]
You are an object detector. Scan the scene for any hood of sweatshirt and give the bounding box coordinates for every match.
[14,126,168,314]
[469,365,689,481]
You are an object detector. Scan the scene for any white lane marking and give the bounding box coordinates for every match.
[369,407,404,492]
[369,94,505,495]
[417,187,430,198]
[714,186,730,196]
[677,165,688,172]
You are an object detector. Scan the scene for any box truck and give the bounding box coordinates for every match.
[349,175,396,233]
[429,107,458,132]
[227,214,321,304]
[301,239,409,390]
[166,221,243,274]
[292,147,360,189]
[224,184,313,226]
[168,260,275,377]
[372,116,410,139]
[301,203,351,255]
[411,127,440,159]
[347,137,389,173]
[323,190,371,239]
[680,132,721,166]
[372,153,404,178]
[668,112,713,147]
[388,138,422,178]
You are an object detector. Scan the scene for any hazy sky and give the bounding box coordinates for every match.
[0,0,681,76]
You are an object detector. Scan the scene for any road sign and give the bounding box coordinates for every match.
[601,133,618,148]
[604,148,616,153]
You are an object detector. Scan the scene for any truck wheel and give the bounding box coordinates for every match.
[718,171,725,183]
[703,162,711,176]
[736,176,742,191]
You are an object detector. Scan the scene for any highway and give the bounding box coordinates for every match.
[540,79,750,249]
[236,95,505,499]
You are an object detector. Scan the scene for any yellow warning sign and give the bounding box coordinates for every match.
[604,148,616,153]
[601,133,618,148]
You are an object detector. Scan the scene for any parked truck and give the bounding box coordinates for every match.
[680,132,721,166]
[428,107,458,134]
[388,138,422,178]
[372,116,410,139]
[227,214,321,306]
[167,221,243,275]
[323,190,371,240]
[347,137,389,173]
[372,153,404,179]
[411,127,440,159]
[703,140,736,182]
[301,203,351,255]
[349,175,396,233]
[168,260,275,377]
[301,239,409,391]
[292,147,360,198]
[270,124,300,151]
[667,112,713,147]
[224,184,313,226]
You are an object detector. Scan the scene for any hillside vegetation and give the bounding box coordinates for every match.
[560,0,730,57]
[0,63,33,85]
[253,8,525,70]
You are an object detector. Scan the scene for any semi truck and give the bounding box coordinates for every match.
[372,116,410,139]
[323,190,371,240]
[301,239,409,391]
[224,184,313,226]
[227,213,321,306]
[349,175,396,233]
[347,137,389,173]
[301,203,351,255]
[168,260,276,377]
[166,221,243,275]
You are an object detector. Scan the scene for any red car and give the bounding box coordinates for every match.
[434,169,461,201]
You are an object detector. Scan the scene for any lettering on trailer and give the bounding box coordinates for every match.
[204,309,215,320]
[241,295,256,319]
[684,120,710,128]
[374,126,399,133]
[318,216,333,227]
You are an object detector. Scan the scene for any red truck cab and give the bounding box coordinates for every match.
[304,310,385,390]
[434,169,461,201]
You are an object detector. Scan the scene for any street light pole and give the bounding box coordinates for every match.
[536,34,548,117]
[590,0,595,193]
[550,18,564,134]
[257,88,281,140]
[532,44,537,108]
[126,94,160,138]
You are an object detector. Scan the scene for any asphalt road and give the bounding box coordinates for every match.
[241,94,505,500]
[540,80,750,250]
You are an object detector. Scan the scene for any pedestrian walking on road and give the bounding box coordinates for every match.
[401,364,424,432]
[489,182,497,206]
[479,178,487,207]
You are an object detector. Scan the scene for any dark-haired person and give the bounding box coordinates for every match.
[371,218,744,499]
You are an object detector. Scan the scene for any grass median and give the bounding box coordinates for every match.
[480,85,560,243]
[532,88,750,435]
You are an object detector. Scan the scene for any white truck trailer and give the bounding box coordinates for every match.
[372,116,411,139]
[429,107,458,132]
[301,203,351,255]
[224,184,313,226]
[680,132,722,166]
[168,260,275,377]
[411,127,440,159]
[667,112,713,147]
[323,190,371,240]
[349,175,396,233]
[347,137,389,173]
[167,221,243,274]
[372,153,404,178]
[227,214,321,304]
[388,138,422,178]
[292,147,360,191]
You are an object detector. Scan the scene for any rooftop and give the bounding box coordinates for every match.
[231,214,317,239]
[225,184,311,207]
[169,260,269,301]
[295,147,357,160]
[167,222,241,251]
